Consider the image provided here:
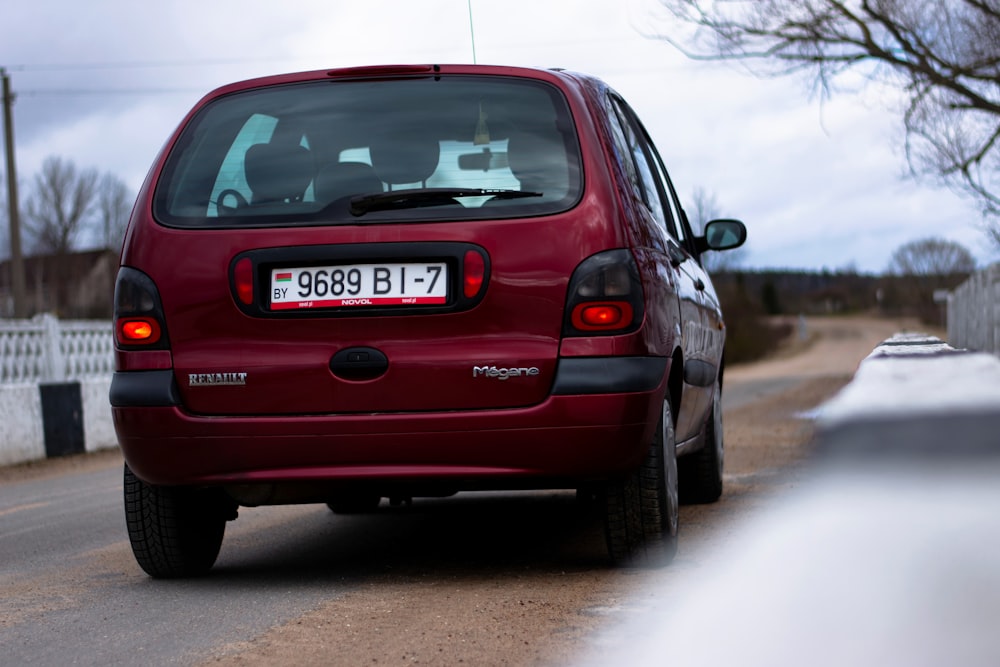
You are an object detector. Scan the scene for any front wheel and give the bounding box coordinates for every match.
[603,396,679,567]
[123,464,235,578]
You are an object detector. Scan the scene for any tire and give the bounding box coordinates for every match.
[326,494,382,514]
[679,379,724,504]
[123,464,234,578]
[604,396,679,567]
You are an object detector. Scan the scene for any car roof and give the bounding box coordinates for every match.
[201,63,605,100]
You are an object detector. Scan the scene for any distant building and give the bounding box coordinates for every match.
[0,249,117,319]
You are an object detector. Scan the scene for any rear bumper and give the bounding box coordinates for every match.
[112,357,668,488]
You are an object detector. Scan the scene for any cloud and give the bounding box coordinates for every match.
[18,99,195,193]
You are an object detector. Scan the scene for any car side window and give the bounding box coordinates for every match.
[608,98,670,234]
[604,97,644,204]
[649,145,689,246]
[612,98,692,244]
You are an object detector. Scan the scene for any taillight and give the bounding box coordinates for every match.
[234,257,254,305]
[463,250,486,299]
[564,250,644,336]
[114,267,169,349]
[119,317,162,344]
[572,302,635,330]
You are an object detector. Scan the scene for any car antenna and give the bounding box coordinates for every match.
[467,0,478,64]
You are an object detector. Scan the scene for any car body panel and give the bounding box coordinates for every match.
[112,63,740,496]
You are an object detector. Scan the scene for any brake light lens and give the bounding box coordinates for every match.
[234,257,254,305]
[114,267,170,349]
[463,249,487,299]
[564,250,644,337]
[119,317,162,344]
[572,302,635,330]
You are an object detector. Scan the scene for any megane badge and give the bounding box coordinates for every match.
[472,365,540,381]
[189,372,247,386]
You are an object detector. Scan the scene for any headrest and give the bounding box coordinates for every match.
[369,135,441,185]
[506,132,568,191]
[244,143,313,204]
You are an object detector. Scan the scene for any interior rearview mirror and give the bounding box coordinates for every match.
[458,148,509,172]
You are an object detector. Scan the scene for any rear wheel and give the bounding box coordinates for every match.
[123,464,235,578]
[603,396,679,567]
[679,379,724,504]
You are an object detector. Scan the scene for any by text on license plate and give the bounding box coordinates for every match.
[270,263,448,310]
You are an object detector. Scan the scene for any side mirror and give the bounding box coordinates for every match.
[700,219,747,252]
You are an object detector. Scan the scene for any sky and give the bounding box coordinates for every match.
[2,0,996,273]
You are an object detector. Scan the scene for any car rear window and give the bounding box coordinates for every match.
[153,76,583,227]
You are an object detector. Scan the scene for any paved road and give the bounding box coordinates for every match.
[4,457,649,664]
[1,463,345,664]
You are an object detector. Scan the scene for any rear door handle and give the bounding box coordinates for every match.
[330,347,389,380]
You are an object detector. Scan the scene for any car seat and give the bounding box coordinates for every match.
[243,142,314,205]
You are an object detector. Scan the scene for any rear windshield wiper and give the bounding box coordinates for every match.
[349,188,542,216]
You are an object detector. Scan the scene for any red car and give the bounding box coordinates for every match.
[111,64,746,577]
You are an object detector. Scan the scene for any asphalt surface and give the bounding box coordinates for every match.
[0,464,343,664]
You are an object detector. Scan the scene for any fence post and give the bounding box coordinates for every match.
[40,313,65,383]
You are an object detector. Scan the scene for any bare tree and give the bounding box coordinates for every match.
[886,236,977,276]
[688,185,745,272]
[883,235,975,322]
[96,173,133,251]
[648,0,1000,247]
[23,156,99,255]
[690,185,720,230]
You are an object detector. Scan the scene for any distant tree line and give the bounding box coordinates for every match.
[712,236,976,362]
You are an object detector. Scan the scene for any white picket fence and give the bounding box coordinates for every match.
[948,264,1000,356]
[0,314,114,385]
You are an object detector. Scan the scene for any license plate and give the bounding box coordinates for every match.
[270,262,447,310]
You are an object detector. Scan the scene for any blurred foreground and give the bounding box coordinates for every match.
[582,333,1000,667]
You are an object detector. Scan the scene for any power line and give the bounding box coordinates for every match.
[18,88,204,96]
[6,57,296,72]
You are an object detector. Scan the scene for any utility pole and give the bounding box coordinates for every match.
[2,68,27,318]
